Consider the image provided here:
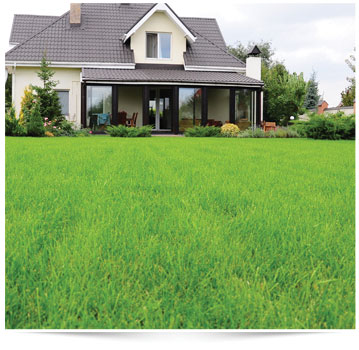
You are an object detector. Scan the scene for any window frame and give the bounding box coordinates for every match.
[145,32,172,60]
[55,89,70,117]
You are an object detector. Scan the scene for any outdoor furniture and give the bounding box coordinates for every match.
[126,112,138,127]
[118,111,127,125]
[207,119,222,127]
[263,121,276,132]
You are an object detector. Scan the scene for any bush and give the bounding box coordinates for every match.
[27,101,45,137]
[5,105,27,136]
[221,123,240,137]
[107,125,152,137]
[304,112,355,140]
[184,126,221,137]
[237,127,301,138]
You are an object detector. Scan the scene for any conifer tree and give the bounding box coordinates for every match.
[303,72,320,110]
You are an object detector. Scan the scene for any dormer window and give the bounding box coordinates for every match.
[146,32,171,59]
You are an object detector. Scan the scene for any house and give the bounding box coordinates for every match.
[317,99,355,116]
[5,3,264,134]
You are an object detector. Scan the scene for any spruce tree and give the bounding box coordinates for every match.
[32,55,63,123]
[27,100,45,137]
[303,72,320,110]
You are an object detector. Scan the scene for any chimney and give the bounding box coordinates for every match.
[246,45,262,81]
[70,3,81,27]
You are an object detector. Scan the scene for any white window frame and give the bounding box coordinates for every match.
[56,89,70,117]
[146,32,172,60]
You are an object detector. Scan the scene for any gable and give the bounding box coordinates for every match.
[123,3,196,43]
[130,11,187,65]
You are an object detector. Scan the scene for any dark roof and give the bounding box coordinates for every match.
[248,45,261,56]
[82,67,263,86]
[6,3,245,69]
[9,14,59,44]
[181,17,245,68]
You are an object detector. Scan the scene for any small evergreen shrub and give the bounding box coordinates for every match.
[27,101,45,137]
[184,126,221,137]
[304,112,355,140]
[220,123,240,137]
[5,105,26,136]
[107,125,152,137]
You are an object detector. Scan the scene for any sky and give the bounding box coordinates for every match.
[2,0,356,106]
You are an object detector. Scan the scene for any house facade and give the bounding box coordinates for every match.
[6,3,264,134]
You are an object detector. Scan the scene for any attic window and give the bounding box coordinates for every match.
[146,32,171,59]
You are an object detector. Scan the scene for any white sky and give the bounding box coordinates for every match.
[2,0,356,106]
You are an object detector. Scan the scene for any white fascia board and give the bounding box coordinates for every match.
[184,65,246,73]
[83,80,262,88]
[5,61,135,69]
[123,3,196,43]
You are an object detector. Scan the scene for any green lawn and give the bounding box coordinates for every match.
[5,137,355,329]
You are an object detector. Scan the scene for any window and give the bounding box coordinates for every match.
[146,33,171,59]
[86,86,112,130]
[179,88,202,132]
[56,90,69,116]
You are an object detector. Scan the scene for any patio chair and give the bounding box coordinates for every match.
[126,112,138,127]
[263,121,276,132]
[118,111,127,125]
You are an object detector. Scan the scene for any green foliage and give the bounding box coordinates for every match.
[5,73,12,112]
[304,112,355,140]
[303,72,320,109]
[26,101,45,137]
[237,127,300,138]
[5,138,355,328]
[184,126,221,137]
[5,105,27,136]
[341,50,355,106]
[107,125,152,137]
[262,63,307,125]
[32,54,63,123]
[20,86,36,124]
[228,40,275,67]
[341,87,355,107]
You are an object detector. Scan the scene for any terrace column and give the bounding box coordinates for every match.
[142,85,150,126]
[112,85,119,125]
[229,87,236,124]
[201,86,208,126]
[256,89,262,126]
[172,86,179,134]
[81,82,86,127]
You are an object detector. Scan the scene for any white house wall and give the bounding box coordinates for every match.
[130,11,187,65]
[12,67,82,125]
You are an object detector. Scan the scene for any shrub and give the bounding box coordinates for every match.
[184,126,221,137]
[304,112,355,140]
[5,105,27,136]
[107,125,152,137]
[237,127,301,138]
[19,85,36,124]
[221,123,240,137]
[27,101,45,137]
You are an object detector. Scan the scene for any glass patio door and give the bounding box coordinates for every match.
[149,88,172,131]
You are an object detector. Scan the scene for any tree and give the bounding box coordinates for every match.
[228,40,275,67]
[340,50,355,106]
[19,85,36,124]
[26,99,45,137]
[32,55,63,123]
[303,72,320,110]
[5,74,12,112]
[262,63,307,124]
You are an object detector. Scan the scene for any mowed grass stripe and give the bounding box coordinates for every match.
[5,137,355,329]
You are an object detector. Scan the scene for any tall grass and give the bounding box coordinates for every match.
[5,137,355,329]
